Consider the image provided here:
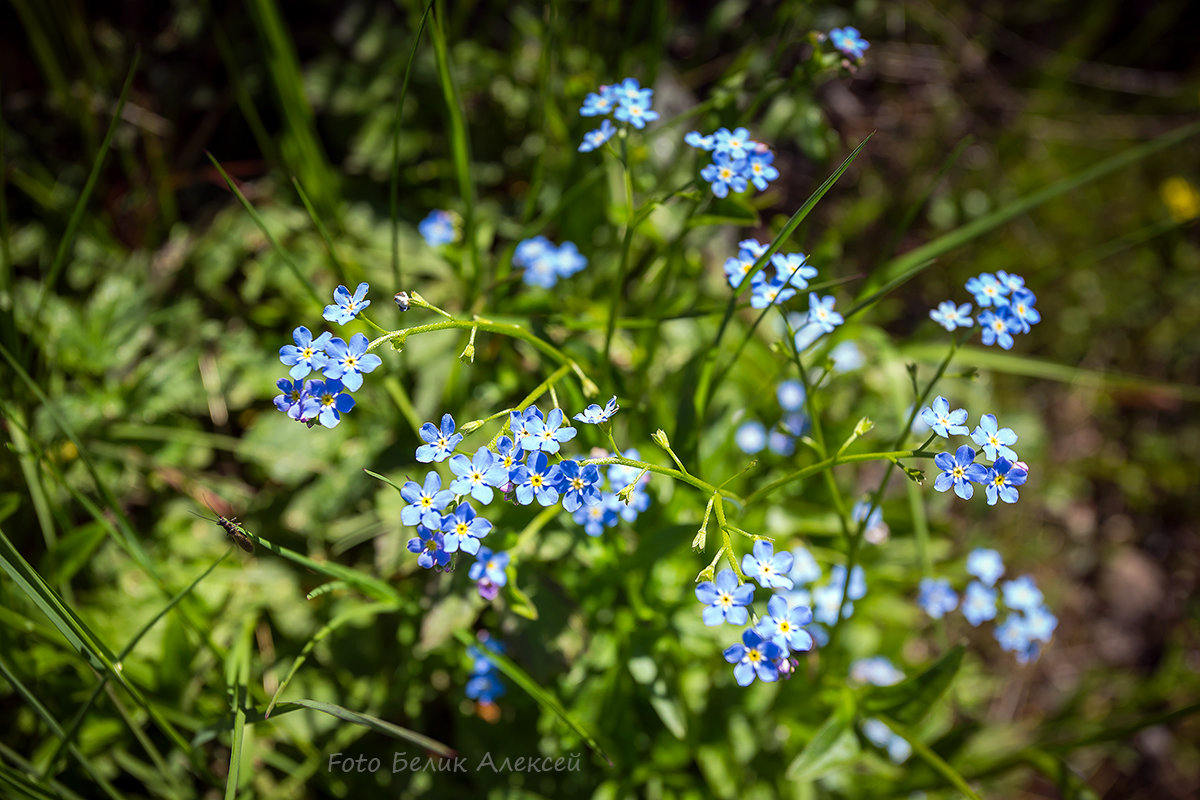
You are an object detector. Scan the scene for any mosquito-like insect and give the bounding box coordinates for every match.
[190,503,255,553]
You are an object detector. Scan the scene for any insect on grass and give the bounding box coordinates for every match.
[190,504,255,553]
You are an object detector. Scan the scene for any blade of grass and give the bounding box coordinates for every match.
[0,525,192,758]
[0,744,88,800]
[2,405,58,553]
[291,177,349,285]
[0,762,64,800]
[693,134,874,423]
[858,119,1200,298]
[428,1,480,294]
[265,603,398,718]
[0,654,126,800]
[878,715,982,800]
[208,13,279,169]
[452,629,612,766]
[270,700,455,758]
[244,0,339,215]
[224,615,255,800]
[901,342,1200,402]
[235,525,404,604]
[204,152,323,307]
[32,51,139,325]
[0,68,15,352]
[391,1,435,286]
[44,551,233,779]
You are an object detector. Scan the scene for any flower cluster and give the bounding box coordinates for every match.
[827,27,870,61]
[272,284,382,428]
[571,448,651,537]
[465,633,506,706]
[401,403,639,601]
[695,541,815,686]
[686,127,781,198]
[918,549,1057,663]
[578,77,658,152]
[931,271,1040,349]
[734,379,811,457]
[418,209,459,247]
[513,236,588,289]
[922,397,1030,506]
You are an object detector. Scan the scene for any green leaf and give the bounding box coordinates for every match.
[785,712,860,781]
[862,645,964,725]
[452,629,612,766]
[271,699,454,758]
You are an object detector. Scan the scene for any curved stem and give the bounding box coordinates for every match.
[744,450,933,506]
[367,318,597,396]
[578,456,743,504]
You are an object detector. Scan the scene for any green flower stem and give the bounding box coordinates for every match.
[407,292,455,319]
[579,456,743,505]
[604,428,624,458]
[743,449,932,506]
[878,715,983,800]
[367,318,598,397]
[603,131,638,365]
[790,334,853,538]
[828,334,965,650]
[485,364,572,450]
[356,313,388,334]
[713,499,746,581]
[509,504,562,560]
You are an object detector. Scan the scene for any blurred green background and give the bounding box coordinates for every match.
[2,0,1199,797]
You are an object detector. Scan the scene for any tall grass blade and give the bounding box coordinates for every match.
[391,1,435,286]
[33,52,140,323]
[244,0,339,214]
[204,152,323,307]
[0,525,191,756]
[271,699,455,758]
[452,629,612,766]
[428,2,480,291]
[858,120,1200,298]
